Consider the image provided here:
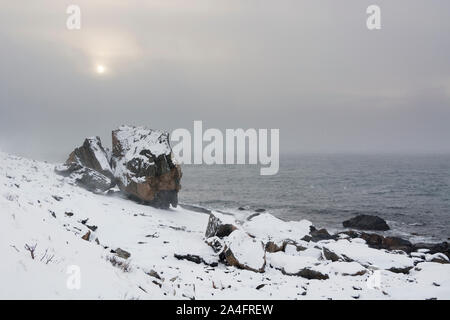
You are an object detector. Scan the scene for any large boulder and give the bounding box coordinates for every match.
[110,125,182,209]
[342,214,390,231]
[223,230,266,273]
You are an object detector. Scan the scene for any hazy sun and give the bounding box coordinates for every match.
[96,65,106,74]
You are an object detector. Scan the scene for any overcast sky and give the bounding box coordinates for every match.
[1,0,450,161]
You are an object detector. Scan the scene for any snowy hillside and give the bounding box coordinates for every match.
[0,152,449,300]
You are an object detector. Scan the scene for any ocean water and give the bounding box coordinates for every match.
[179,154,450,242]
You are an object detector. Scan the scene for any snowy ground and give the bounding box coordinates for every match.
[0,152,449,300]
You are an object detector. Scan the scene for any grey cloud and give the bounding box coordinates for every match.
[1,0,450,161]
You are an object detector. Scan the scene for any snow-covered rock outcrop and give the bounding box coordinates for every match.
[56,126,182,209]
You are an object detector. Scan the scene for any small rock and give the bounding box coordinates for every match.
[265,241,283,253]
[382,236,412,252]
[283,268,329,280]
[81,231,91,241]
[65,212,74,217]
[322,247,341,262]
[147,270,162,280]
[174,254,218,267]
[115,248,131,259]
[86,224,98,232]
[255,208,266,213]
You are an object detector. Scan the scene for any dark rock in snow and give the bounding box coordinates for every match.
[147,269,162,280]
[205,212,237,238]
[342,214,390,231]
[322,247,341,262]
[81,231,91,241]
[265,241,283,253]
[115,248,131,259]
[310,228,336,242]
[86,224,98,232]
[174,254,218,267]
[388,266,413,274]
[382,236,413,253]
[282,268,329,280]
[246,212,262,221]
[255,208,266,213]
[413,242,449,259]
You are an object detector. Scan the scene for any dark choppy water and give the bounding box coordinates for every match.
[179,154,450,242]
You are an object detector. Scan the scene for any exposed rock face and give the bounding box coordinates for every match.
[382,237,413,252]
[66,137,113,179]
[309,226,336,242]
[293,268,329,280]
[343,214,390,231]
[205,212,237,238]
[56,137,115,193]
[322,247,342,262]
[111,126,181,209]
[413,242,450,259]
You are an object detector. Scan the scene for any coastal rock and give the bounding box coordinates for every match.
[223,230,266,273]
[205,212,237,238]
[339,231,413,253]
[66,136,113,179]
[291,268,329,280]
[323,239,415,271]
[110,125,182,209]
[56,164,114,193]
[309,227,336,242]
[342,214,390,231]
[382,237,413,253]
[426,253,449,264]
[413,242,449,259]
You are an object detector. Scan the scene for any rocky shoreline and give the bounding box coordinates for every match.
[1,150,450,299]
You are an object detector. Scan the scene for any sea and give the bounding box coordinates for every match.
[179,154,450,242]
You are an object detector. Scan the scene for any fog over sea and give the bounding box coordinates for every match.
[180,154,450,242]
